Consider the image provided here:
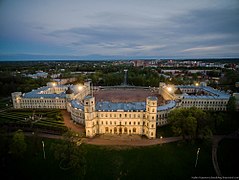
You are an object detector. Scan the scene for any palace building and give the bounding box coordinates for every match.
[12,81,230,139]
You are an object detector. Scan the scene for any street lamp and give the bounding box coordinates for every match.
[195,148,200,168]
[42,141,46,160]
[195,82,199,87]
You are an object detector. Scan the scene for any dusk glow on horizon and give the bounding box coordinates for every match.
[0,0,239,60]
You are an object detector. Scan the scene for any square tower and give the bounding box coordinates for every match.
[84,96,96,137]
[146,96,157,139]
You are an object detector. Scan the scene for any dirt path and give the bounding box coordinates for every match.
[212,130,239,177]
[61,110,85,134]
[212,135,224,177]
[84,135,182,146]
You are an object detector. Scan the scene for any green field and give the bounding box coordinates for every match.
[0,136,215,180]
[217,139,239,176]
[0,98,11,109]
[0,109,67,133]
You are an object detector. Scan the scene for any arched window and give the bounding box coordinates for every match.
[124,127,127,133]
[105,127,109,132]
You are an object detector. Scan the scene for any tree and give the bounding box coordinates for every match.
[50,130,86,175]
[227,96,236,112]
[168,107,212,140]
[9,129,27,158]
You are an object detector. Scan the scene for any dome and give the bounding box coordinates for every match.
[66,87,74,94]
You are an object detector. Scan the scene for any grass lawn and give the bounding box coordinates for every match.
[217,139,239,176]
[0,97,11,109]
[1,135,215,180]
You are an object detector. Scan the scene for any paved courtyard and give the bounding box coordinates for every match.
[94,88,164,105]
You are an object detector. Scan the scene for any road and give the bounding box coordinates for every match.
[61,110,85,134]
[84,135,182,146]
[212,130,239,177]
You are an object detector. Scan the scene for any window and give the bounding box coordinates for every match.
[124,127,127,133]
[133,128,136,133]
[105,127,109,132]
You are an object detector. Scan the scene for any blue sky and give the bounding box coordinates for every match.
[0,0,239,60]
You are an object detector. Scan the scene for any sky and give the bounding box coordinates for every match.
[0,0,239,60]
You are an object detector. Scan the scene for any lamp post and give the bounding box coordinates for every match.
[195,148,200,168]
[42,140,46,160]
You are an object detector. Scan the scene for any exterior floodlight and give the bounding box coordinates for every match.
[167,87,172,92]
[52,82,56,87]
[195,83,199,86]
[78,85,83,90]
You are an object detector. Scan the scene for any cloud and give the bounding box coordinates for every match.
[0,0,239,58]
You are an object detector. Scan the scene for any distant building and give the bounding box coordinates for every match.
[233,93,239,111]
[235,82,239,88]
[26,71,48,79]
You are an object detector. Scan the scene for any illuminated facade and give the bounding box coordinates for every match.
[12,81,230,139]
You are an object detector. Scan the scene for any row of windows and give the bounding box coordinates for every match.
[183,106,226,111]
[157,113,168,118]
[97,113,145,118]
[21,105,65,109]
[21,99,65,103]
[182,100,227,105]
[102,127,153,136]
[72,112,83,117]
[91,120,154,128]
